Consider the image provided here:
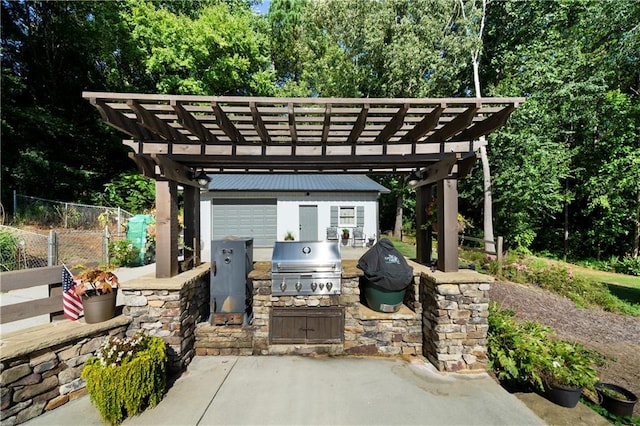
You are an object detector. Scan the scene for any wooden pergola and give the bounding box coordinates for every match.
[83,92,524,276]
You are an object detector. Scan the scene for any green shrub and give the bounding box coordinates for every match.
[108,239,141,267]
[612,255,640,276]
[488,303,552,391]
[0,230,19,271]
[488,303,603,392]
[82,332,167,425]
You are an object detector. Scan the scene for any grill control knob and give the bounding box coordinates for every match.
[327,282,333,291]
[311,282,318,291]
[295,282,302,292]
[280,281,287,292]
[319,283,325,290]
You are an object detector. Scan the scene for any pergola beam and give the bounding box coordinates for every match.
[151,154,201,188]
[452,104,517,142]
[250,102,271,144]
[376,103,409,144]
[427,104,480,142]
[172,100,217,145]
[404,105,443,142]
[212,101,245,143]
[128,100,189,143]
[128,153,157,178]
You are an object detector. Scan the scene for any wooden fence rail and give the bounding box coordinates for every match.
[0,265,64,324]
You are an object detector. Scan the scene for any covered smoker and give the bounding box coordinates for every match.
[357,238,413,312]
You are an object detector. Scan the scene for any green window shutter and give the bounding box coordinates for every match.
[356,206,364,226]
[330,206,338,227]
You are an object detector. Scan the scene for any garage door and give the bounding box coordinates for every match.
[212,199,277,247]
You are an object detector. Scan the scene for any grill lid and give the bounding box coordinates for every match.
[271,241,341,273]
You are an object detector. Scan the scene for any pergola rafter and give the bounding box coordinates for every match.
[86,93,523,175]
[84,92,524,276]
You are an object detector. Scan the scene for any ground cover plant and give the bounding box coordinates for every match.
[460,248,640,316]
[487,303,603,392]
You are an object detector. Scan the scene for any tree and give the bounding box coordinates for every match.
[120,0,274,95]
[1,1,133,207]
[456,0,497,253]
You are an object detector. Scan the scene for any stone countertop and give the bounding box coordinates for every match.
[248,260,363,280]
[0,315,131,361]
[120,262,211,291]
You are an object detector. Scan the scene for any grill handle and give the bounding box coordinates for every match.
[275,262,337,272]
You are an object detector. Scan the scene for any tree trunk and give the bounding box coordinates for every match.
[393,193,403,239]
[467,0,496,254]
[479,144,496,253]
[634,190,639,258]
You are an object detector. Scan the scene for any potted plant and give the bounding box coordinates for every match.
[284,231,295,241]
[341,229,350,245]
[537,340,602,408]
[72,267,119,323]
[595,382,638,417]
[82,331,167,425]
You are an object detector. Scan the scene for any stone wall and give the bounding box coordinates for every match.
[420,269,493,372]
[122,263,210,372]
[194,260,423,356]
[0,263,210,425]
[0,324,128,425]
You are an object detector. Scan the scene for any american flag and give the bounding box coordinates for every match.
[62,264,83,320]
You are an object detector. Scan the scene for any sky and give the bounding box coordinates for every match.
[254,0,271,15]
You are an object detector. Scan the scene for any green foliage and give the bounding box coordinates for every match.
[488,303,554,391]
[108,239,141,267]
[82,332,167,426]
[93,173,155,214]
[121,0,274,95]
[488,303,602,392]
[0,230,19,271]
[478,253,640,316]
[540,340,603,389]
[581,398,640,425]
[612,256,640,277]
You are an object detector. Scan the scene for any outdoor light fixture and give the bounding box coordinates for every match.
[193,169,211,187]
[406,170,423,187]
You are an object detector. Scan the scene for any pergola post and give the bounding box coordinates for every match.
[436,178,458,272]
[183,185,201,267]
[415,185,434,265]
[155,180,179,278]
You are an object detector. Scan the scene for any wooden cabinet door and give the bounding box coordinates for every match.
[270,307,343,344]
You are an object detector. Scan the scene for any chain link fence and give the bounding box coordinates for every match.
[13,194,133,232]
[0,226,50,271]
[0,225,130,271]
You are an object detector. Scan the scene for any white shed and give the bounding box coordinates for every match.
[200,174,389,259]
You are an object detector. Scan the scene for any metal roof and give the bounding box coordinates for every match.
[207,174,390,193]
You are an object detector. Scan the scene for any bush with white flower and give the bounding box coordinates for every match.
[82,331,167,425]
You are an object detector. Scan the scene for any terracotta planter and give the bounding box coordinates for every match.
[596,383,638,417]
[82,290,117,324]
[543,381,583,408]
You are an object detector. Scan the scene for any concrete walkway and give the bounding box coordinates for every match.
[26,355,544,426]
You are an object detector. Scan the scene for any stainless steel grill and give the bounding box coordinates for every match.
[271,241,342,296]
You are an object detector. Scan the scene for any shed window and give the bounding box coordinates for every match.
[339,207,355,226]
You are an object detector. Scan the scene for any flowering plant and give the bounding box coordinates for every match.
[73,268,119,298]
[95,332,151,367]
[82,331,167,425]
